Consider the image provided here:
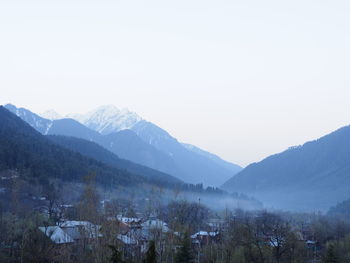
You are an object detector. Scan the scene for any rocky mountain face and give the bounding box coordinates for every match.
[5,104,241,186]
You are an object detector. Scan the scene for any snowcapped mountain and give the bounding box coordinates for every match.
[66,105,242,185]
[5,104,181,178]
[69,105,142,135]
[40,109,62,120]
[5,104,52,134]
[5,103,242,186]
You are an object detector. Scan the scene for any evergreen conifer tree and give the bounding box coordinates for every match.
[324,243,338,263]
[175,233,194,263]
[109,244,124,263]
[144,240,157,263]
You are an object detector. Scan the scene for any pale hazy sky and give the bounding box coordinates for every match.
[1,0,350,166]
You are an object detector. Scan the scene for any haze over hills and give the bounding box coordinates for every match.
[100,129,181,175]
[5,104,182,179]
[71,105,242,185]
[9,102,350,212]
[70,105,241,186]
[222,125,350,211]
[0,106,171,188]
[5,104,242,186]
[182,143,241,174]
[47,135,182,186]
[0,105,262,211]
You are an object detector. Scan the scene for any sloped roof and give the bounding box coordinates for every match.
[39,226,74,244]
[117,234,137,245]
[191,231,219,239]
[117,215,141,224]
[141,219,169,232]
[60,220,92,227]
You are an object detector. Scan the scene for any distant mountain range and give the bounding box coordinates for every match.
[7,103,350,212]
[0,106,179,188]
[67,105,141,135]
[0,105,262,211]
[5,104,242,186]
[47,135,182,186]
[222,125,350,211]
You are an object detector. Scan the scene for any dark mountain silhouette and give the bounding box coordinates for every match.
[222,125,350,211]
[4,104,182,179]
[4,104,52,134]
[0,105,263,211]
[5,104,242,186]
[0,106,180,188]
[48,135,182,185]
[100,130,183,177]
[49,118,101,141]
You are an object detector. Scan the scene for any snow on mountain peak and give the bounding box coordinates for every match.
[68,105,142,135]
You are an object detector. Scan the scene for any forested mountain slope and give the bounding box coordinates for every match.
[0,106,263,211]
[0,106,178,188]
[6,104,241,186]
[223,126,350,211]
[48,135,182,185]
[5,104,183,182]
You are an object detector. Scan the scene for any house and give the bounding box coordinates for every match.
[207,218,225,231]
[59,220,102,240]
[141,219,169,233]
[116,217,172,257]
[191,231,220,246]
[39,220,101,245]
[38,226,74,245]
[117,215,142,229]
[117,234,137,245]
[117,229,148,258]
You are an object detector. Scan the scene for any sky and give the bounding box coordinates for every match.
[1,0,350,167]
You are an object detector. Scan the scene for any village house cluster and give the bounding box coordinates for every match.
[39,213,222,258]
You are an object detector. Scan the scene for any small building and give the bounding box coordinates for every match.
[117,215,142,229]
[191,231,220,246]
[141,219,169,233]
[59,220,102,240]
[38,226,74,245]
[39,220,101,245]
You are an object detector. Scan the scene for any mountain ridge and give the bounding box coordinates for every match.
[0,106,154,187]
[47,135,183,186]
[5,104,242,186]
[222,125,350,211]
